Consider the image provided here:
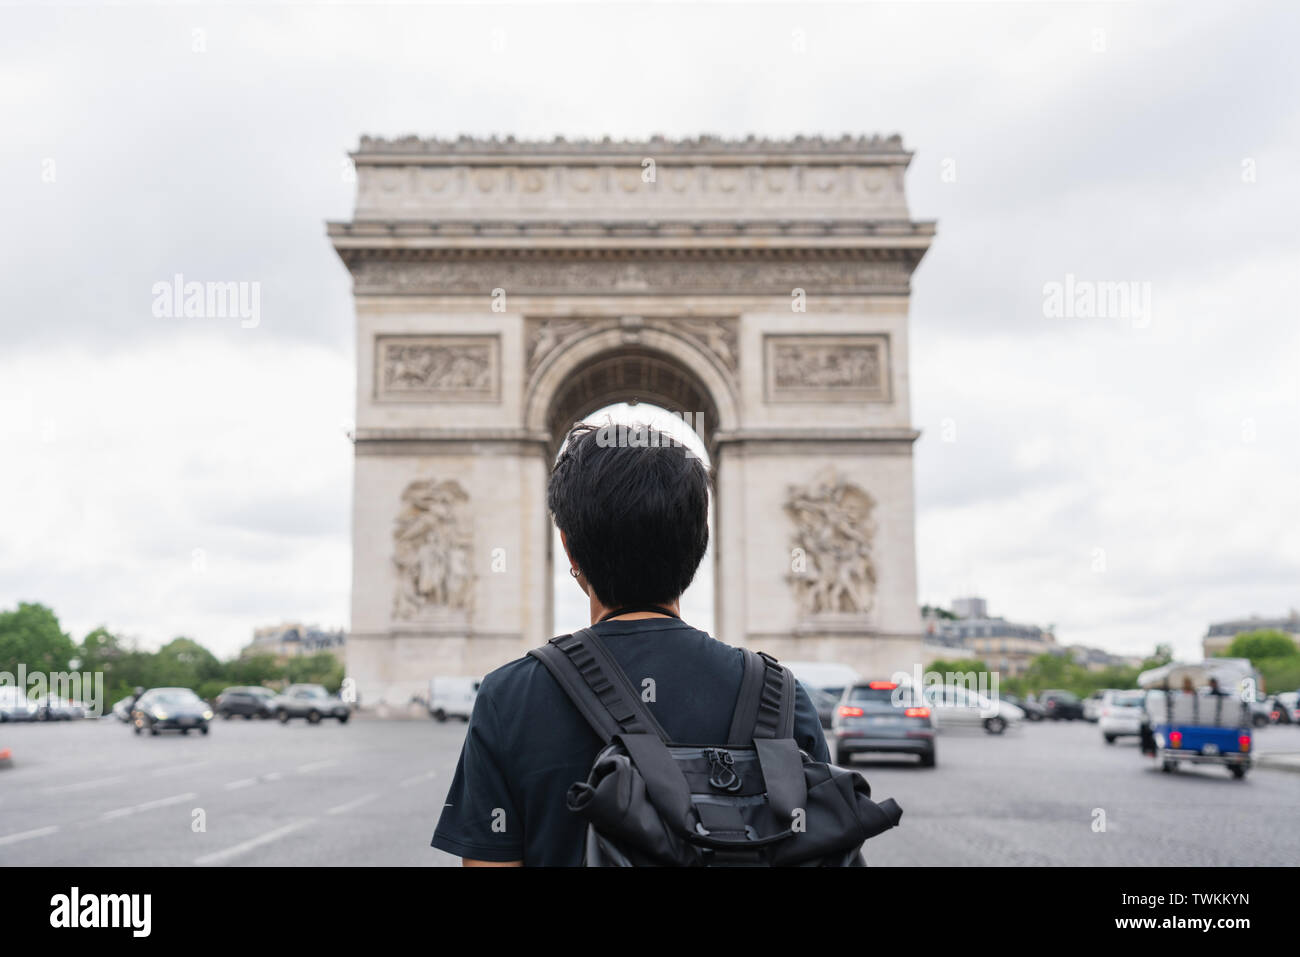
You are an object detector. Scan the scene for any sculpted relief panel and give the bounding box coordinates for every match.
[785,469,878,619]
[765,334,890,403]
[376,335,499,402]
[392,478,475,620]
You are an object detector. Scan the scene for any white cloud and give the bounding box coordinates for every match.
[2,0,1296,664]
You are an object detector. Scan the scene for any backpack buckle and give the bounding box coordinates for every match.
[705,748,743,792]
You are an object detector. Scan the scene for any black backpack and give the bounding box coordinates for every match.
[528,627,903,866]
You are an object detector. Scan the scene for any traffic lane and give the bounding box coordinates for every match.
[0,719,456,865]
[0,719,356,832]
[852,719,1300,866]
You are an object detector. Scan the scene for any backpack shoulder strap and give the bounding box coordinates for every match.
[527,626,670,744]
[726,649,796,745]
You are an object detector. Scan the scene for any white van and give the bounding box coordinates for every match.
[428,677,481,722]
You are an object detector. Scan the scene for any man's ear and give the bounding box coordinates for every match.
[559,529,572,563]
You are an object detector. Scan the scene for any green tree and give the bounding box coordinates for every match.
[0,602,77,678]
[1220,629,1300,694]
[284,652,344,691]
[151,637,223,689]
[1222,629,1298,661]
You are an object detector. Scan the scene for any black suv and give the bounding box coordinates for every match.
[1039,689,1085,721]
[215,686,276,720]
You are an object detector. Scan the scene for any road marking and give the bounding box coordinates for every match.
[224,778,258,791]
[195,819,314,866]
[100,791,197,821]
[400,770,437,788]
[0,825,60,846]
[43,775,126,795]
[262,771,284,782]
[327,792,380,815]
[297,759,338,774]
[152,760,209,777]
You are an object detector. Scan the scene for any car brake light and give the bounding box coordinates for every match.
[904,707,930,718]
[838,706,865,717]
[1169,731,1182,748]
[1238,734,1251,752]
[868,681,897,690]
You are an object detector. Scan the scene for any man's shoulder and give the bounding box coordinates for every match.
[478,650,551,703]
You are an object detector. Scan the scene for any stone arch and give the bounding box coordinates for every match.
[525,324,739,461]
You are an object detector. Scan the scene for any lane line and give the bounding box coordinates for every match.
[297,759,338,774]
[0,825,60,847]
[400,770,437,788]
[152,761,209,777]
[100,791,197,821]
[42,775,126,795]
[327,792,380,815]
[194,819,315,866]
[224,778,258,791]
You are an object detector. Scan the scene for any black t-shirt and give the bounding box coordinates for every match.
[431,617,831,866]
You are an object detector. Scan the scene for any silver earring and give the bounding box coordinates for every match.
[570,567,581,579]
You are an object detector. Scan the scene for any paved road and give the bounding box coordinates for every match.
[1,716,1296,865]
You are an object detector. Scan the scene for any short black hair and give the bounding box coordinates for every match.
[548,421,710,610]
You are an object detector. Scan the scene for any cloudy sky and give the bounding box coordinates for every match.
[2,1,1296,662]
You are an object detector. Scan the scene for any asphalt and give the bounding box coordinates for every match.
[1,715,1297,865]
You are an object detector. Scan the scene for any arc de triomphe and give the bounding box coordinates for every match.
[329,134,935,707]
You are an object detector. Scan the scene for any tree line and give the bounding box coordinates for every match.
[0,602,344,709]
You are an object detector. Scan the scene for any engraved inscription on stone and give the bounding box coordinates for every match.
[376,335,499,401]
[785,469,877,618]
[392,478,474,620]
[765,334,889,402]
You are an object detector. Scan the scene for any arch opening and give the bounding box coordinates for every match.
[543,345,722,638]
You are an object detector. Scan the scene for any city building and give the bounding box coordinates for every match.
[1062,644,1145,672]
[1203,610,1300,658]
[243,623,346,661]
[922,598,1056,675]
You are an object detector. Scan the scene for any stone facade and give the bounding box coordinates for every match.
[330,134,935,707]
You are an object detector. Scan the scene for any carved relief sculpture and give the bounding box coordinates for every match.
[525,318,593,374]
[765,334,889,402]
[785,469,878,617]
[392,478,475,619]
[377,336,498,401]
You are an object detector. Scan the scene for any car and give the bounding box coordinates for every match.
[1039,689,1085,721]
[804,686,843,730]
[33,695,78,721]
[428,676,481,723]
[274,684,351,724]
[1271,691,1299,724]
[1099,689,1146,742]
[215,686,277,720]
[831,680,936,767]
[1002,694,1046,721]
[131,687,213,736]
[785,662,861,730]
[0,686,37,723]
[110,696,133,723]
[1245,693,1273,728]
[921,684,1023,735]
[1083,689,1117,723]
